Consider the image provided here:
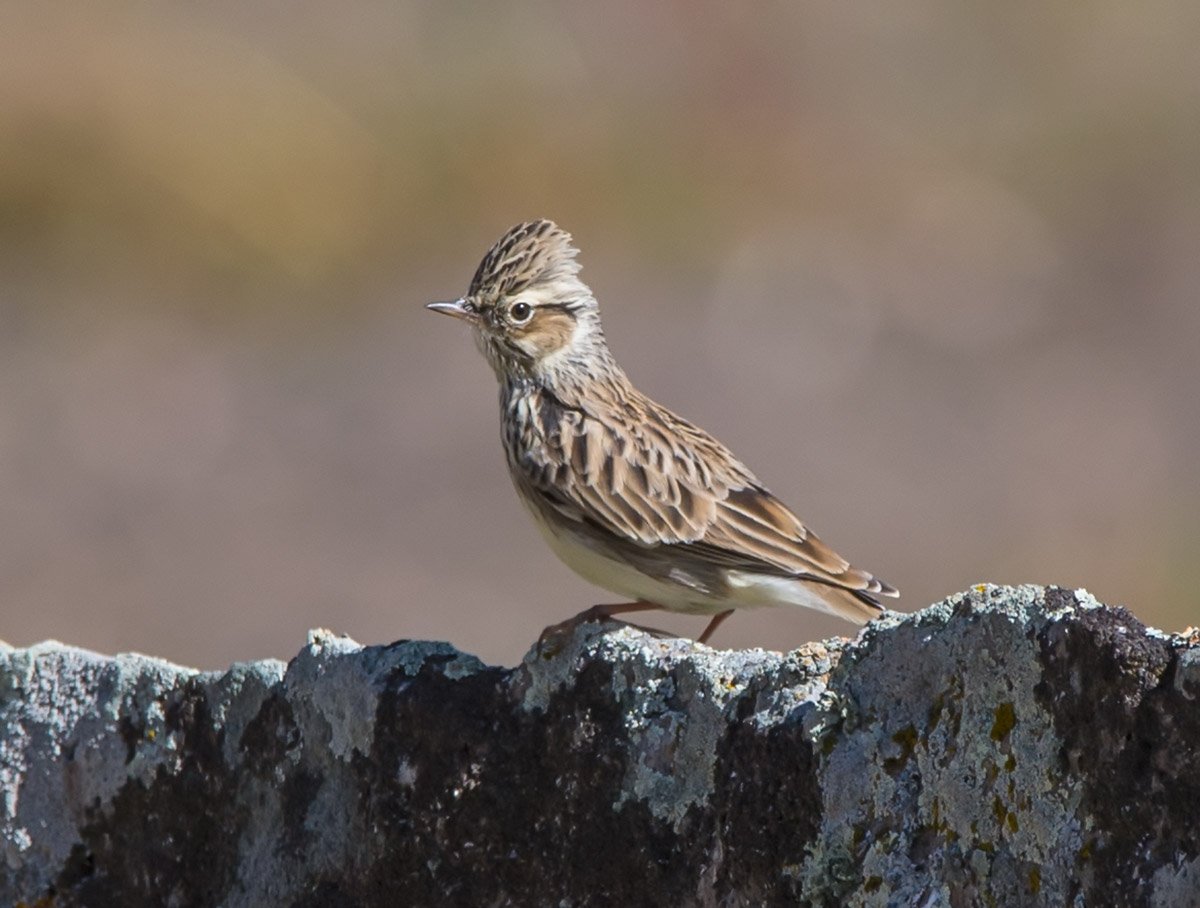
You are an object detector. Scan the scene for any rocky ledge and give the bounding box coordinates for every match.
[2,585,1199,907]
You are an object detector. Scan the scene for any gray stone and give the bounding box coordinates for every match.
[1,585,1198,906]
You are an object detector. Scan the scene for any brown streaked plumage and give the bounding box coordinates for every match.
[427,219,898,645]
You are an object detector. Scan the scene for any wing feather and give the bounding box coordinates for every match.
[513,388,896,598]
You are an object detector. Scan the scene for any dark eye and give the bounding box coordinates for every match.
[509,301,533,323]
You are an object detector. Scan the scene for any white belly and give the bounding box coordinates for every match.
[527,510,851,624]
[518,501,723,615]
[535,518,727,615]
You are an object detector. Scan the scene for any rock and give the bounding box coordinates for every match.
[2,586,1198,907]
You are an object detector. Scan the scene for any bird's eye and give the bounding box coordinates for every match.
[509,302,533,323]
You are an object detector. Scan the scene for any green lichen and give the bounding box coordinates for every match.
[990,702,1016,742]
[883,724,918,773]
[851,825,865,848]
[991,795,1020,834]
[928,692,946,730]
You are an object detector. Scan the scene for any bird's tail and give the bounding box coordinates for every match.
[816,584,889,625]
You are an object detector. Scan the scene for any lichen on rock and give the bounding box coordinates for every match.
[1,585,1197,906]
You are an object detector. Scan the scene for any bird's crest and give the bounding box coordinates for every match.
[469,219,581,300]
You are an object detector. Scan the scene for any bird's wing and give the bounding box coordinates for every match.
[516,391,896,599]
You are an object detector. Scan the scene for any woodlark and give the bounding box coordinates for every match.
[428,219,897,645]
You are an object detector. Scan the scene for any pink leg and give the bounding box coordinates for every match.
[697,609,735,644]
[538,601,665,655]
[578,601,662,622]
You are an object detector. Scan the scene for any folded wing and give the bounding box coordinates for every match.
[515,390,897,602]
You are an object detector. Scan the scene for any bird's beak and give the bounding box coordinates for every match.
[425,298,478,324]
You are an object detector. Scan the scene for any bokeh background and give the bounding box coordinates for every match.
[3,3,1198,669]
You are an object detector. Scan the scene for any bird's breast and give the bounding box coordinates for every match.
[501,385,575,468]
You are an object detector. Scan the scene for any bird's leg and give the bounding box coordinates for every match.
[697,609,735,645]
[543,601,661,637]
[578,601,662,623]
[537,601,666,656]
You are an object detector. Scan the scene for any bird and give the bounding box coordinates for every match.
[427,219,897,645]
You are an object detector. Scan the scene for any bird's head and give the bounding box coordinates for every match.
[427,220,611,386]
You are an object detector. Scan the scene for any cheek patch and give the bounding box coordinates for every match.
[520,310,578,357]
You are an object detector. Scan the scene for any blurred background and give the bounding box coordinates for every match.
[2,2,1197,669]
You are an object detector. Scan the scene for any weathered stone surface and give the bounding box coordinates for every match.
[2,585,1198,907]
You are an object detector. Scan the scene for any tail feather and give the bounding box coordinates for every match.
[725,570,894,624]
[821,584,887,625]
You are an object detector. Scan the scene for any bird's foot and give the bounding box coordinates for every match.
[536,602,666,658]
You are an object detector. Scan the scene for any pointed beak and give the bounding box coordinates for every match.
[425,298,478,324]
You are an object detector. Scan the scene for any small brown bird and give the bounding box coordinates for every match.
[428,220,897,644]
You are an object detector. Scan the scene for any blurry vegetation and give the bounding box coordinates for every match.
[1,2,1197,665]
